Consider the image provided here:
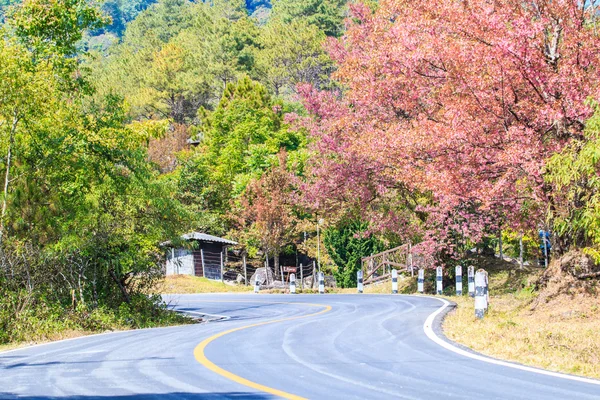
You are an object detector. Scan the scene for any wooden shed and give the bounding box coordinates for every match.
[164,232,237,280]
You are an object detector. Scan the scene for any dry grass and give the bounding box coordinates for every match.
[159,275,254,294]
[444,265,600,379]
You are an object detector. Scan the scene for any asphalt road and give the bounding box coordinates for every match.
[1,294,599,400]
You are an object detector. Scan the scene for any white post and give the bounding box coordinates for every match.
[391,269,398,294]
[300,263,303,291]
[417,269,424,293]
[455,265,462,296]
[319,272,325,294]
[357,270,363,294]
[290,273,296,294]
[475,269,489,319]
[243,253,247,286]
[468,266,475,297]
[436,266,443,295]
[254,273,260,294]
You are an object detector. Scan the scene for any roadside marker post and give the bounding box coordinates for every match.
[318,272,325,294]
[455,265,463,296]
[436,266,443,295]
[357,270,364,293]
[391,269,398,294]
[417,269,424,293]
[254,274,260,294]
[475,269,489,319]
[468,266,475,297]
[290,273,296,294]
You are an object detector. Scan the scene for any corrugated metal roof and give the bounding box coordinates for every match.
[181,232,238,245]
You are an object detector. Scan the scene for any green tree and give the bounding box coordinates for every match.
[255,19,333,96]
[271,0,347,37]
[324,220,383,288]
[190,76,305,214]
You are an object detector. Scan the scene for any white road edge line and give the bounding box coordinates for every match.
[423,297,600,386]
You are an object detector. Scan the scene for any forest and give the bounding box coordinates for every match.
[2,0,600,345]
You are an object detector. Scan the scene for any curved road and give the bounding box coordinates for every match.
[1,294,599,399]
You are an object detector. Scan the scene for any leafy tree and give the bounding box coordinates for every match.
[232,151,298,279]
[301,0,600,263]
[189,76,305,213]
[324,220,382,288]
[255,19,333,96]
[9,0,107,79]
[546,106,600,260]
[271,0,347,37]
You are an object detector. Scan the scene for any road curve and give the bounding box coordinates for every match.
[1,294,599,400]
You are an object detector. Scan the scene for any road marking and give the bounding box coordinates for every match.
[423,298,600,386]
[193,301,332,400]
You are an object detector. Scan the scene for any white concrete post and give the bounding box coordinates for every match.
[357,270,364,294]
[318,272,325,294]
[200,248,206,277]
[436,266,443,295]
[455,265,462,296]
[475,269,489,319]
[290,273,296,294]
[299,263,303,291]
[254,273,260,294]
[468,266,475,297]
[391,269,398,294]
[417,269,424,293]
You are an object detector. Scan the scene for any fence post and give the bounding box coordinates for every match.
[455,265,462,296]
[220,251,224,283]
[319,272,325,294]
[243,253,247,286]
[357,270,363,294]
[436,266,443,295]
[468,266,475,297]
[254,273,260,294]
[391,269,398,294]
[290,273,296,294]
[201,248,205,278]
[418,269,424,293]
[475,269,489,318]
[300,263,303,291]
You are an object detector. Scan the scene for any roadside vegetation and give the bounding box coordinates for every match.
[444,260,600,379]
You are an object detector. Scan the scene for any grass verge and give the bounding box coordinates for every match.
[159,275,254,294]
[443,264,600,379]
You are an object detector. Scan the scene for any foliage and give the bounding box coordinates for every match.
[324,220,383,288]
[231,150,299,278]
[255,19,334,97]
[180,77,306,216]
[0,0,192,345]
[546,106,600,260]
[271,0,347,37]
[300,0,600,265]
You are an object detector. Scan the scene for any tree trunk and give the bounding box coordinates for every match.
[274,252,280,280]
[0,114,18,245]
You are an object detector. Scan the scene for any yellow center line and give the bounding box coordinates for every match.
[193,301,332,400]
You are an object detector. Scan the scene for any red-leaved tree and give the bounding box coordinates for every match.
[300,0,600,262]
